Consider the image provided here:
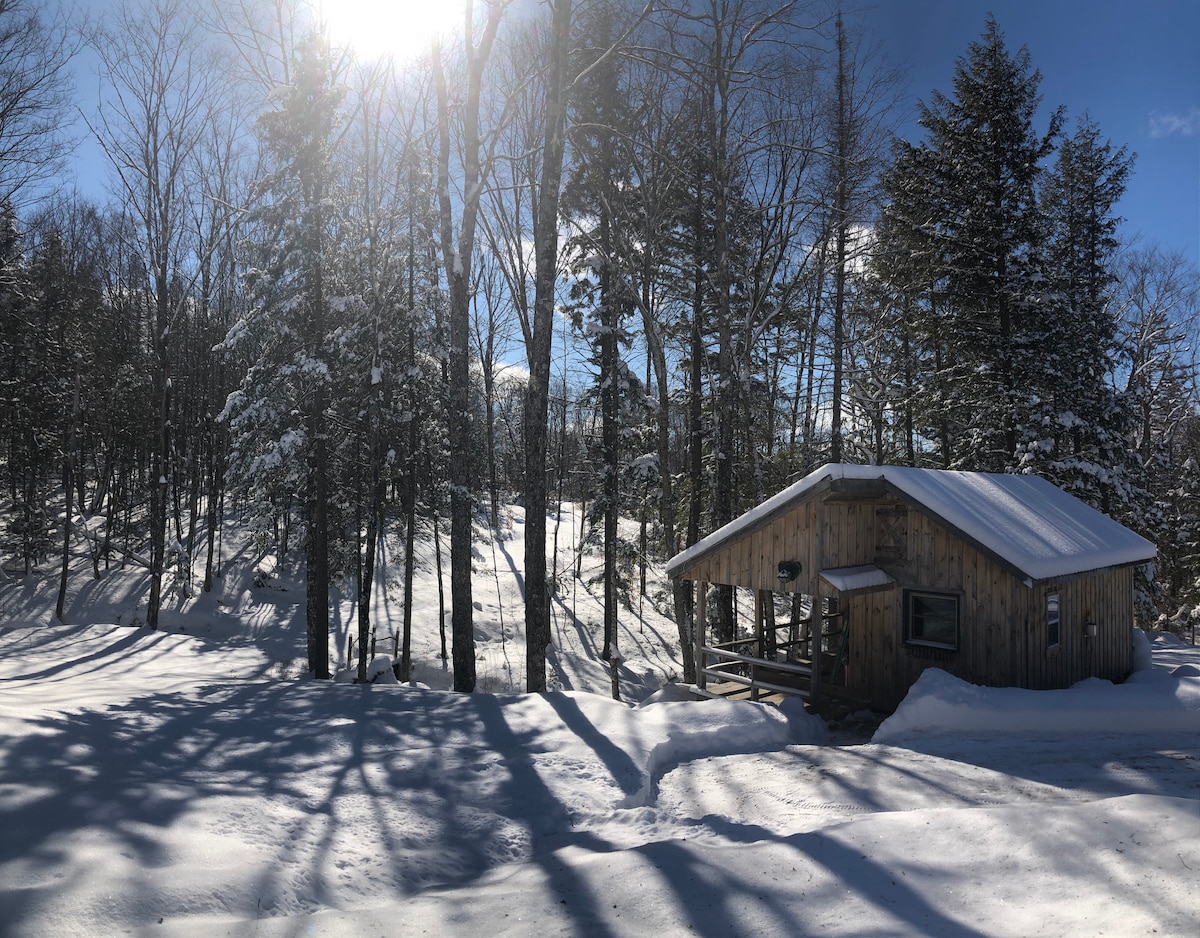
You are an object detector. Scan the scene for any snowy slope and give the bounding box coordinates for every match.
[0,506,1197,937]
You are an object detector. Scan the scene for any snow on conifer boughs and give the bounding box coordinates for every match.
[872,15,1062,473]
[868,15,1200,618]
[1021,115,1136,512]
[220,32,349,678]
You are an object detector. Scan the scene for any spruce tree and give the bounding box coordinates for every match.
[874,16,1061,470]
[222,33,347,678]
[1026,115,1135,510]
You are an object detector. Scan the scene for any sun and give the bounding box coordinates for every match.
[316,0,465,63]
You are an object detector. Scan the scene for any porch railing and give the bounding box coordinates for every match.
[697,611,848,703]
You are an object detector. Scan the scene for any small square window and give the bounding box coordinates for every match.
[904,590,959,650]
[1046,592,1060,648]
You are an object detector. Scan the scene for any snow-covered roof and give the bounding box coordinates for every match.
[666,463,1157,584]
[819,565,896,594]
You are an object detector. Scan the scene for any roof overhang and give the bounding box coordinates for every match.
[665,463,1158,586]
[819,565,896,594]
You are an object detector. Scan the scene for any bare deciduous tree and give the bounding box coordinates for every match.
[89,0,224,629]
[0,0,77,205]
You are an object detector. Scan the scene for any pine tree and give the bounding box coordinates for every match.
[562,1,637,662]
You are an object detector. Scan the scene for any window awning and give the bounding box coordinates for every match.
[819,564,896,594]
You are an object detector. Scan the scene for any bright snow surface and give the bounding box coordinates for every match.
[0,504,1196,937]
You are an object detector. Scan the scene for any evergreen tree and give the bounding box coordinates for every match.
[1114,245,1200,617]
[27,225,95,618]
[874,16,1061,470]
[222,33,347,678]
[1025,114,1135,510]
[563,1,638,662]
[0,204,50,571]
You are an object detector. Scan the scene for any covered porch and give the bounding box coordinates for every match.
[690,565,894,708]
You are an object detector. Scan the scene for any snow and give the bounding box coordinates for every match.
[666,463,1157,584]
[0,505,1196,937]
[819,563,895,593]
[872,646,1200,741]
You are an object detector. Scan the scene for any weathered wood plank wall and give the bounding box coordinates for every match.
[675,486,1137,710]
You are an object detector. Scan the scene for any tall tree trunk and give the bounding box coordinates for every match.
[709,55,736,647]
[599,243,619,662]
[524,0,573,693]
[639,276,694,681]
[56,370,81,622]
[830,13,850,465]
[401,381,418,682]
[305,177,331,679]
[147,306,170,631]
[432,5,507,693]
[446,268,475,692]
[306,382,331,678]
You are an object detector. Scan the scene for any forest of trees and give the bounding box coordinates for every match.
[1,0,1197,688]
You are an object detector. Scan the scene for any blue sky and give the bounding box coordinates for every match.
[57,0,1199,268]
[871,0,1200,266]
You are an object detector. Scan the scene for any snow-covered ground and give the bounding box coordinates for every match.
[0,504,1197,936]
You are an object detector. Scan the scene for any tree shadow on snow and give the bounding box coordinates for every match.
[0,680,627,936]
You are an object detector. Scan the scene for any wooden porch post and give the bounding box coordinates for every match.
[752,589,765,701]
[812,593,827,707]
[754,589,765,658]
[695,580,707,691]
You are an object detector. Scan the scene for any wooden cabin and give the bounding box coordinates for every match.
[666,464,1157,711]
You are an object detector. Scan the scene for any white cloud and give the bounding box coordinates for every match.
[1149,108,1200,138]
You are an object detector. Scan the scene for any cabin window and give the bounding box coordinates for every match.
[904,590,959,651]
[1046,592,1061,648]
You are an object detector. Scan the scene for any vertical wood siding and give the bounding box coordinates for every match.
[675,490,1137,710]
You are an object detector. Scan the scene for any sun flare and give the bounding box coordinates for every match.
[317,0,465,62]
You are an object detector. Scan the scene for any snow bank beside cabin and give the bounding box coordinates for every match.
[874,662,1200,742]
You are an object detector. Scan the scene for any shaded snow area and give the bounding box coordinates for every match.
[0,506,1197,936]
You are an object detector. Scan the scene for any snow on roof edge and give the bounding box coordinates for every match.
[665,463,1157,584]
[819,564,897,593]
[664,463,846,578]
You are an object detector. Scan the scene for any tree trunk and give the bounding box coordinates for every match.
[431,7,507,692]
[306,381,331,679]
[433,511,448,661]
[599,219,619,662]
[523,0,573,693]
[401,399,417,682]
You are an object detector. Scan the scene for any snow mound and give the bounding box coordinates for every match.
[635,680,700,705]
[874,666,1200,742]
[366,656,398,683]
[1132,626,1154,671]
[627,696,823,806]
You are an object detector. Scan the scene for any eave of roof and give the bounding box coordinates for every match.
[665,463,1157,585]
